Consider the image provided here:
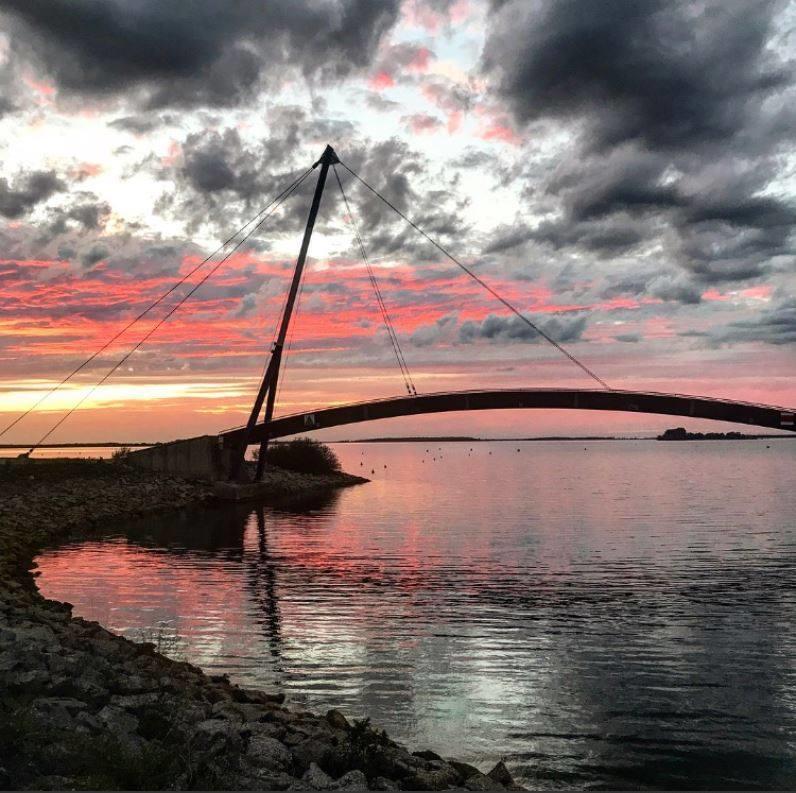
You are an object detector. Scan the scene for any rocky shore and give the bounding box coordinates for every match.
[0,459,521,790]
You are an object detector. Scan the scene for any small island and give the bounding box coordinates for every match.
[657,427,790,441]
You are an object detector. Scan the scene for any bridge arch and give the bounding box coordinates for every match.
[221,389,796,444]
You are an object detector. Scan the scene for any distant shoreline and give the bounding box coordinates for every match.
[0,442,152,449]
[332,433,794,443]
[3,433,793,450]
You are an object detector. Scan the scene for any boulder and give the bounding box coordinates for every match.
[302,761,334,790]
[466,772,500,790]
[246,732,294,772]
[326,709,350,731]
[487,761,515,788]
[333,769,368,790]
[97,704,139,737]
[292,737,335,773]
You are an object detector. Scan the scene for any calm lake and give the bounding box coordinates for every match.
[36,440,796,789]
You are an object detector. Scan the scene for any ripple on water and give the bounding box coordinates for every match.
[36,440,796,789]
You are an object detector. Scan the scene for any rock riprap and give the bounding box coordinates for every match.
[0,460,522,790]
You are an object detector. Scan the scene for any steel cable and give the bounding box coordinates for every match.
[26,167,313,452]
[1,165,315,441]
[333,165,417,396]
[338,159,611,392]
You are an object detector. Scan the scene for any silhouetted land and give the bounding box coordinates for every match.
[657,427,794,441]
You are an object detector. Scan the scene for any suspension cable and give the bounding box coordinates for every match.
[332,165,417,396]
[337,159,611,392]
[0,165,315,441]
[27,168,313,453]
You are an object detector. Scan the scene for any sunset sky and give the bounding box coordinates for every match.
[0,0,794,443]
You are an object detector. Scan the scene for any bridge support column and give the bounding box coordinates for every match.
[229,144,338,482]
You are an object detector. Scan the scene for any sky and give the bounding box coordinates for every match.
[0,0,794,443]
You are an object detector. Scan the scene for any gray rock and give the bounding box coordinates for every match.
[292,737,335,772]
[192,717,244,756]
[410,765,462,790]
[0,650,19,672]
[371,778,400,791]
[31,697,87,730]
[448,759,482,783]
[333,769,368,790]
[243,719,285,741]
[3,668,50,689]
[76,710,103,732]
[303,761,334,790]
[246,732,293,772]
[326,709,350,731]
[487,761,515,788]
[110,692,161,710]
[98,704,139,737]
[466,772,500,790]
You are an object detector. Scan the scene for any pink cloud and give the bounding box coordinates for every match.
[402,113,444,135]
[368,71,395,91]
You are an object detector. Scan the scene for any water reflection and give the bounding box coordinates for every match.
[36,441,796,789]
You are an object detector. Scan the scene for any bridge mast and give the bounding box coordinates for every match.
[229,144,338,481]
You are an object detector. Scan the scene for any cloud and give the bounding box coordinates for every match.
[459,312,587,344]
[479,0,796,289]
[648,274,702,305]
[718,297,796,345]
[155,113,358,235]
[402,112,444,134]
[483,0,789,152]
[0,170,64,218]
[333,136,471,260]
[410,312,587,347]
[2,0,400,109]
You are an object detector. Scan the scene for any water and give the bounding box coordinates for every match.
[0,446,147,459]
[36,440,796,789]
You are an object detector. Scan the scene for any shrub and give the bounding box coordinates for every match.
[111,446,131,462]
[265,438,341,475]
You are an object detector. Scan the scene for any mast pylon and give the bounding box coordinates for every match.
[228,144,338,481]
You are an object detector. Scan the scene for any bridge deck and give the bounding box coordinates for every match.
[220,388,796,444]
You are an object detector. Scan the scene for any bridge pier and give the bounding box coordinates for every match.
[126,435,244,481]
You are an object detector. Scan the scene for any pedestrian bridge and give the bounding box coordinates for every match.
[222,388,796,445]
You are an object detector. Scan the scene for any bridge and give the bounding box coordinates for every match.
[4,144,794,479]
[221,389,796,445]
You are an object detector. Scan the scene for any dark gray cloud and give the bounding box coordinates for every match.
[488,217,646,256]
[460,312,587,344]
[718,297,796,345]
[480,0,795,293]
[1,0,400,109]
[0,170,64,218]
[108,113,177,134]
[408,311,590,349]
[599,268,705,306]
[483,0,788,152]
[80,243,109,268]
[648,274,703,305]
[335,136,471,261]
[156,113,350,235]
